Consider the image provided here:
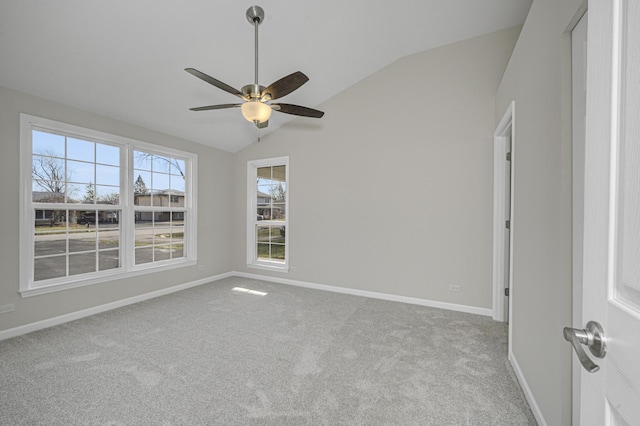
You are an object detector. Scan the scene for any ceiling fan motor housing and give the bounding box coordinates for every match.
[242,84,266,100]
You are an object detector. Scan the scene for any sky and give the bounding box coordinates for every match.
[32,130,186,202]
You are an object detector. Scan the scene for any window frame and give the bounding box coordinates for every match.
[246,156,289,272]
[20,114,197,297]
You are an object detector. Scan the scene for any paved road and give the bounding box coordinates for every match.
[33,223,184,281]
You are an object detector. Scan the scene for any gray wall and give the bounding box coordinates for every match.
[495,0,583,424]
[0,85,233,332]
[232,27,521,310]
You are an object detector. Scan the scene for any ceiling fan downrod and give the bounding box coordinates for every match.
[246,5,264,91]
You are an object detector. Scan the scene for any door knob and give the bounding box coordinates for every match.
[563,321,607,373]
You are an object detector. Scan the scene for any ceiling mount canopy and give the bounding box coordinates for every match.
[185,5,324,129]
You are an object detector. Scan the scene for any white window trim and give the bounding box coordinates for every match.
[19,114,198,297]
[246,156,289,272]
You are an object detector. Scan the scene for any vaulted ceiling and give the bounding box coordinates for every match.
[0,1,532,152]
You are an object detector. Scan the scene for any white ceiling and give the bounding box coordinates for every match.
[0,0,531,153]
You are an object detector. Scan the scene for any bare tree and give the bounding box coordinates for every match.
[134,152,184,179]
[32,150,75,202]
[270,183,286,202]
[98,192,120,205]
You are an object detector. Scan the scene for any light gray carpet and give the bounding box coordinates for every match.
[0,277,536,425]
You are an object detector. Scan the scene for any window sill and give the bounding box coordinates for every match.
[247,262,289,273]
[20,259,196,298]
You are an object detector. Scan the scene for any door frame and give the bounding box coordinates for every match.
[492,101,515,333]
[570,8,588,425]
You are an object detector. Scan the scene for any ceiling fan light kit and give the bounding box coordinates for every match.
[241,100,272,123]
[186,5,324,129]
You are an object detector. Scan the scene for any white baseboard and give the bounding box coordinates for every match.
[233,271,493,317]
[0,272,233,342]
[1,270,492,341]
[509,350,547,425]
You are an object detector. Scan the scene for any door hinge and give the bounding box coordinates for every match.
[504,288,509,297]
[505,220,510,229]
[506,152,511,161]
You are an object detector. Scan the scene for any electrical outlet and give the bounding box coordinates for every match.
[0,303,15,315]
[449,285,461,292]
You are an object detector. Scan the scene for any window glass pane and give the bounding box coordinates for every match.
[171,159,185,177]
[257,207,271,221]
[68,209,96,252]
[135,247,153,265]
[32,183,65,203]
[169,176,185,193]
[96,143,119,166]
[96,164,119,186]
[32,155,66,197]
[152,172,170,191]
[66,183,87,204]
[34,256,66,281]
[257,182,272,195]
[155,211,172,226]
[72,209,95,226]
[66,160,94,184]
[34,210,67,256]
[69,229,96,253]
[134,170,151,188]
[271,183,286,202]
[81,183,96,204]
[272,165,286,182]
[172,214,185,258]
[272,204,286,221]
[257,166,271,180]
[96,185,119,205]
[271,243,285,260]
[172,211,185,224]
[153,155,171,173]
[171,244,184,258]
[99,249,119,271]
[133,151,152,171]
[98,220,119,249]
[257,242,270,260]
[69,252,96,276]
[33,131,64,158]
[135,213,153,240]
[154,246,171,261]
[67,138,94,162]
[257,225,269,243]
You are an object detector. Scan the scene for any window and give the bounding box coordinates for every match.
[20,114,197,296]
[247,157,289,271]
[133,151,187,265]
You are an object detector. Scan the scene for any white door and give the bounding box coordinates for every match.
[575,0,640,423]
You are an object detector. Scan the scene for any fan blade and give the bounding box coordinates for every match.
[185,68,248,100]
[271,103,324,118]
[261,71,309,101]
[189,103,242,111]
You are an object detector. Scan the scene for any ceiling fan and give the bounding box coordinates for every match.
[186,5,324,129]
